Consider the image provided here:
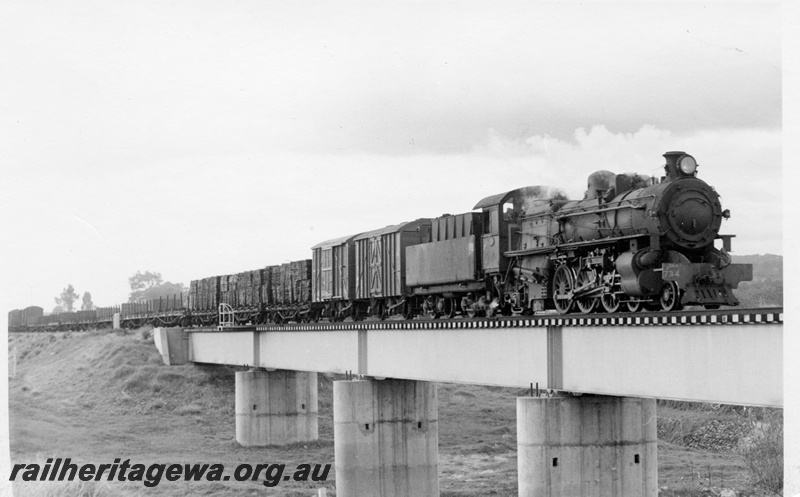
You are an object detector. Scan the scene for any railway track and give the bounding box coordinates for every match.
[185,307,783,332]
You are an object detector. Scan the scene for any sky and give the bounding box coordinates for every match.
[0,0,785,311]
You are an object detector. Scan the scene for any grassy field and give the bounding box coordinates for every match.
[7,329,782,496]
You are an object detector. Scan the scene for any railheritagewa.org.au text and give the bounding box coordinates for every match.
[9,458,331,488]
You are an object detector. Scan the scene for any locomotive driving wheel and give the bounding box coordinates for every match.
[601,291,620,313]
[625,300,642,313]
[575,269,599,314]
[552,264,575,315]
[659,281,683,312]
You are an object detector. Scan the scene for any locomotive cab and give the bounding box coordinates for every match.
[474,191,521,275]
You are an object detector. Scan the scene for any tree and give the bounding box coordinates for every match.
[129,270,163,293]
[81,292,95,310]
[128,270,188,302]
[55,284,79,312]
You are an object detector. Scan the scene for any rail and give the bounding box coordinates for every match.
[180,307,783,333]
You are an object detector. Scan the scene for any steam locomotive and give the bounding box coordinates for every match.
[8,151,752,331]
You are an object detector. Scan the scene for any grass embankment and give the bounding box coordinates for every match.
[657,401,782,496]
[8,330,782,496]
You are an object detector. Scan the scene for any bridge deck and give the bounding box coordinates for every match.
[184,308,783,407]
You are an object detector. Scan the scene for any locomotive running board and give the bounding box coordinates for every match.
[504,234,648,258]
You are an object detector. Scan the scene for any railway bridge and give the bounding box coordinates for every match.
[155,307,783,497]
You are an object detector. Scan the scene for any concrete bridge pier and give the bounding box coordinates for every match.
[517,394,658,497]
[334,379,439,497]
[235,369,318,446]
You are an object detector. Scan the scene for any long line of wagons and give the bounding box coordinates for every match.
[9,151,753,332]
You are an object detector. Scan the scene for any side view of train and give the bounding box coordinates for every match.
[9,151,753,331]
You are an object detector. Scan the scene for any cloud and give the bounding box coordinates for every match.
[1,1,781,164]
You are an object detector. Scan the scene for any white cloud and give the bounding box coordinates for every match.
[1,1,780,163]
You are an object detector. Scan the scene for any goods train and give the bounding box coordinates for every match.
[8,151,752,332]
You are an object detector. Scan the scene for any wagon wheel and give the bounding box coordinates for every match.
[448,297,458,318]
[552,265,575,315]
[402,300,412,320]
[461,295,479,319]
[343,304,354,321]
[387,298,400,318]
[328,304,339,322]
[435,296,453,319]
[575,269,599,314]
[369,299,386,321]
[601,291,620,313]
[434,296,444,318]
[659,281,683,312]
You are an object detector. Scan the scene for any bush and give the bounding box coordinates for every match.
[740,408,783,493]
[137,325,154,341]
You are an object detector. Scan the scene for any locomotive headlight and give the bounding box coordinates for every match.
[678,155,697,175]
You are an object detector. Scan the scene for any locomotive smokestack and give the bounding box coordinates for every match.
[662,151,685,181]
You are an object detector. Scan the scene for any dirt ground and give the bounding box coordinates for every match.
[7,330,779,496]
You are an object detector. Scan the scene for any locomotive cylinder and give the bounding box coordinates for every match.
[616,250,663,297]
